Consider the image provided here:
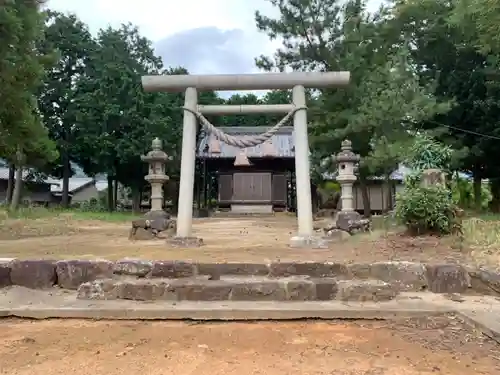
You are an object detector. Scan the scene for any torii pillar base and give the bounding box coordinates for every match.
[167,236,204,248]
[289,235,330,249]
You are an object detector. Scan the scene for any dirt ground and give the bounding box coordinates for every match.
[0,316,498,375]
[0,216,484,264]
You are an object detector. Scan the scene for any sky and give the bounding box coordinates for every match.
[47,0,384,76]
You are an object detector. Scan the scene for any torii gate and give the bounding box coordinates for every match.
[141,71,350,248]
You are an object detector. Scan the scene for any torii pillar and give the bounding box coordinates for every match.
[142,71,350,248]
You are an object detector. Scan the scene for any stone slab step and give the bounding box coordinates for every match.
[77,277,399,302]
[210,212,276,218]
[2,259,499,297]
[0,301,452,321]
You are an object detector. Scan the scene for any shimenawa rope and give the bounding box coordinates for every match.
[182,106,306,148]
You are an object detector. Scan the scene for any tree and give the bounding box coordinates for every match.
[72,23,169,210]
[218,92,290,128]
[392,0,500,209]
[0,0,57,209]
[255,0,449,215]
[451,0,500,54]
[37,11,96,207]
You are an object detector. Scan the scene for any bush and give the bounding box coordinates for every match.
[395,184,459,235]
[71,198,107,212]
[451,176,492,210]
[395,134,464,236]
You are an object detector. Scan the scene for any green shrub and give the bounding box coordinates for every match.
[321,181,341,192]
[451,176,492,210]
[395,184,458,235]
[72,198,107,212]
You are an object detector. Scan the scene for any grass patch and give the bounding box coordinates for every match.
[68,211,137,222]
[0,206,137,222]
[462,217,500,269]
[0,207,138,240]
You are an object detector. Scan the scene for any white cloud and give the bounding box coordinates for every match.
[47,0,384,77]
[47,0,278,41]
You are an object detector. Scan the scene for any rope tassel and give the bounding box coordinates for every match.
[234,149,251,166]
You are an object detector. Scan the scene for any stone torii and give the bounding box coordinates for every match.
[141,71,350,248]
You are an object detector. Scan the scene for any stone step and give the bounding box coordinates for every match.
[2,259,498,297]
[77,276,399,303]
[210,212,277,218]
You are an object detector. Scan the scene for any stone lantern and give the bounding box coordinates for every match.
[332,139,365,232]
[141,137,169,215]
[333,139,360,213]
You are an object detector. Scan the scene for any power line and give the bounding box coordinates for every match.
[426,120,500,141]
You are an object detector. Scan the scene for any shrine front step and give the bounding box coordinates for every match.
[3,259,497,297]
[77,277,399,303]
[210,211,276,218]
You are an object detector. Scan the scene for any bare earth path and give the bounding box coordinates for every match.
[0,317,498,375]
[0,217,480,265]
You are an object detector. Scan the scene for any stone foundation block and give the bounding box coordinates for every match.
[468,267,500,296]
[150,261,196,278]
[289,235,329,249]
[168,279,233,301]
[167,236,203,247]
[118,280,169,301]
[10,260,56,289]
[230,281,286,301]
[269,262,349,278]
[56,260,114,290]
[426,264,470,293]
[285,279,316,301]
[130,228,156,240]
[349,261,428,291]
[114,259,153,277]
[197,263,270,277]
[336,280,398,302]
[0,258,14,287]
[313,278,339,300]
[77,279,120,300]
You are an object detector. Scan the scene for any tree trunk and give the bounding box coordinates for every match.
[113,178,118,210]
[358,174,371,218]
[10,166,23,211]
[131,188,141,213]
[473,172,482,211]
[489,178,500,213]
[61,151,71,208]
[5,164,15,204]
[107,176,114,212]
[384,175,393,213]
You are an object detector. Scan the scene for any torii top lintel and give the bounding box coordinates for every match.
[141,71,350,93]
